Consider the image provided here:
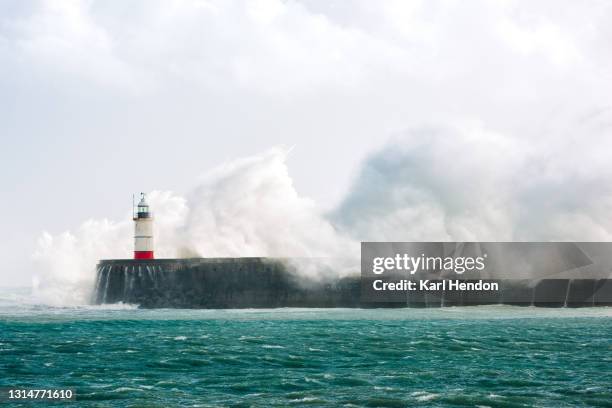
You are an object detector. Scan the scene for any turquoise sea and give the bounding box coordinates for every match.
[0,293,611,407]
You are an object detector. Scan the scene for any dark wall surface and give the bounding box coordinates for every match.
[94,258,612,308]
[94,258,362,308]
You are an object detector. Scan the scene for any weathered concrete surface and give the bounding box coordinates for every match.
[94,258,612,308]
[94,258,361,308]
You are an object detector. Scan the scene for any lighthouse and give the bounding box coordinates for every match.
[133,193,154,259]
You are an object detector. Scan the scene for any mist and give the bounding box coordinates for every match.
[334,116,612,242]
[32,108,612,305]
[32,148,358,304]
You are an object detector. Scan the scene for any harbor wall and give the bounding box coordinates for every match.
[94,258,361,308]
[93,258,612,308]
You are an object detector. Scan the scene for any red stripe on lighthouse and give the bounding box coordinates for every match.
[134,251,154,259]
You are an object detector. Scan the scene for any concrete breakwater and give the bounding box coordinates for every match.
[93,258,612,308]
[93,258,361,308]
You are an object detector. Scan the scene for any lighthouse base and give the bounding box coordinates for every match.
[134,251,154,260]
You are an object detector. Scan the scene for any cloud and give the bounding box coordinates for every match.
[1,0,407,94]
[5,0,608,96]
[333,114,612,242]
[1,1,144,90]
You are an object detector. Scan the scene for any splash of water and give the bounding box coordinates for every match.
[31,115,612,305]
[32,148,358,305]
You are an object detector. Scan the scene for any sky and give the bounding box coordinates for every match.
[1,0,611,288]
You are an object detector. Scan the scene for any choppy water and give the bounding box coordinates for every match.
[0,291,611,407]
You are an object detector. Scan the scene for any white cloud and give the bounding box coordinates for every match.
[334,116,612,242]
[2,0,609,99]
[3,1,145,90]
[1,0,611,290]
[498,19,580,65]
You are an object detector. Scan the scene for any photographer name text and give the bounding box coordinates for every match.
[372,279,499,291]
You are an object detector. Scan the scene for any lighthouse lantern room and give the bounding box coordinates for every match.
[133,193,154,259]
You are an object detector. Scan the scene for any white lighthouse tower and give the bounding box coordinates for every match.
[133,193,154,259]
